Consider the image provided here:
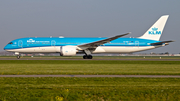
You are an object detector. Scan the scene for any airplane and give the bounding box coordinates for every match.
[4,15,173,59]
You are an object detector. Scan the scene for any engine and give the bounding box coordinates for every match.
[60,46,77,56]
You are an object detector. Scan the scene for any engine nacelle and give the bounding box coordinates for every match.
[60,46,77,56]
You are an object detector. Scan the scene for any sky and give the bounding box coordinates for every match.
[0,0,180,53]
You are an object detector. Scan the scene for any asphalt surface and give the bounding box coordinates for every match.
[0,58,180,61]
[1,75,180,78]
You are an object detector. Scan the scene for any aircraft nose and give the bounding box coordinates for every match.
[4,45,8,50]
[4,44,10,50]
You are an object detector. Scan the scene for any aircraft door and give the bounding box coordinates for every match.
[135,41,139,47]
[18,40,23,48]
[51,40,56,46]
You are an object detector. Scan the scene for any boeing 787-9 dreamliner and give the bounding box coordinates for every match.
[4,15,173,59]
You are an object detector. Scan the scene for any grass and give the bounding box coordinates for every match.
[0,77,180,101]
[0,59,180,100]
[0,60,180,75]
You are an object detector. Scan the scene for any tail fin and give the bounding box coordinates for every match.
[139,15,169,41]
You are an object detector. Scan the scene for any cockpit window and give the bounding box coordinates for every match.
[8,42,13,44]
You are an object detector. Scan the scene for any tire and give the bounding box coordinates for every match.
[17,55,20,59]
[83,55,88,59]
[87,55,93,59]
[83,55,93,59]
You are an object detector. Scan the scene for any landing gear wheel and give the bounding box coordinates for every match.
[83,55,88,59]
[83,55,93,59]
[17,55,20,59]
[87,55,93,59]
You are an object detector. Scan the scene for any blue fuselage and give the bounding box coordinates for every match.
[4,37,159,50]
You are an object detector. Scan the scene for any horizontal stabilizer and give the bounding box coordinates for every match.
[150,40,174,45]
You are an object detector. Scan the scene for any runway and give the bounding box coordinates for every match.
[0,58,180,61]
[1,75,180,78]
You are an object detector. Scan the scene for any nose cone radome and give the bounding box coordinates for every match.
[4,45,11,50]
[4,45,8,50]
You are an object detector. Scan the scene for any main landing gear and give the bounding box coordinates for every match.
[83,49,93,59]
[83,55,93,59]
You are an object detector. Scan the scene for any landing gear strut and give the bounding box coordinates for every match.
[83,49,93,59]
[83,55,93,59]
[17,55,20,59]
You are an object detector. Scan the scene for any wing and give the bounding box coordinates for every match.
[78,33,130,48]
[150,40,174,45]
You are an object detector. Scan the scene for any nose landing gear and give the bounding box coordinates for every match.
[17,55,20,59]
[15,52,20,59]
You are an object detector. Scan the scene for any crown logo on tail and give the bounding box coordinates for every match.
[152,27,158,31]
[148,27,161,35]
